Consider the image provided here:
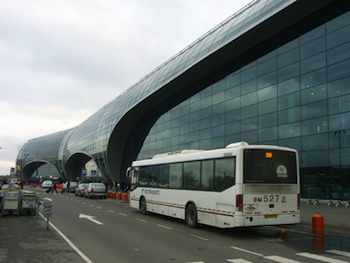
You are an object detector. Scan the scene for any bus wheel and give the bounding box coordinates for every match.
[140,197,147,215]
[185,203,197,228]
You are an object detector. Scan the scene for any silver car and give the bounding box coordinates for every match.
[85,183,107,199]
[75,183,88,197]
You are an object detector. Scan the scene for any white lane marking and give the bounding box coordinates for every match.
[157,224,172,230]
[89,204,94,208]
[39,213,94,263]
[118,212,127,217]
[136,218,147,223]
[190,234,209,241]
[230,246,264,257]
[107,210,115,213]
[226,259,253,263]
[96,206,102,209]
[185,261,205,263]
[79,214,103,225]
[327,250,350,258]
[265,255,302,263]
[296,252,349,263]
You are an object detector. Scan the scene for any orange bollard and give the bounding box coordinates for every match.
[312,212,325,236]
[312,236,325,253]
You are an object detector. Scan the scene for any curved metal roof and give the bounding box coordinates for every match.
[18,0,339,180]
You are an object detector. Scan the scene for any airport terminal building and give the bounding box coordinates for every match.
[17,0,350,200]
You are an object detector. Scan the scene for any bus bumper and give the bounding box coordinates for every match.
[235,213,300,227]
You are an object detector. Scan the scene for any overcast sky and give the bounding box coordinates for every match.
[0,0,251,174]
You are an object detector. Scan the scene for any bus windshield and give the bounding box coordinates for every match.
[243,149,297,184]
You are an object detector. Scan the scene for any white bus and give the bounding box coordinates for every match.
[128,142,300,228]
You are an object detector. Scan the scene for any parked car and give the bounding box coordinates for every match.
[75,183,88,197]
[41,180,53,190]
[85,183,107,199]
[64,181,78,193]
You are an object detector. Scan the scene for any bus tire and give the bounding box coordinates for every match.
[139,197,147,215]
[185,203,198,228]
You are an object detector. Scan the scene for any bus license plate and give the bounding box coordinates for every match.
[264,214,278,219]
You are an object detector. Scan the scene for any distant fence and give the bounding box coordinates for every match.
[301,198,350,208]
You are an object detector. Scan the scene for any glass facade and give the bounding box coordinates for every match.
[138,11,350,200]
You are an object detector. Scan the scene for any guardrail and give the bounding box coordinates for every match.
[301,198,350,208]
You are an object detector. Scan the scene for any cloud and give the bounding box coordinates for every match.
[0,0,251,174]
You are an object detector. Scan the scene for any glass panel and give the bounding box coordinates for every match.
[259,126,277,141]
[328,58,350,82]
[328,76,350,98]
[327,25,350,49]
[169,163,183,188]
[327,42,350,65]
[184,161,201,189]
[327,11,350,33]
[241,117,258,132]
[241,92,257,106]
[241,104,258,118]
[259,112,277,128]
[279,123,301,139]
[244,149,297,184]
[301,68,326,89]
[257,57,277,76]
[301,52,326,74]
[278,78,300,96]
[302,150,329,167]
[279,137,301,150]
[300,24,325,44]
[214,158,235,191]
[330,112,350,131]
[302,117,328,135]
[257,85,277,102]
[201,160,214,190]
[241,80,256,95]
[302,133,329,151]
[278,62,299,82]
[259,98,277,114]
[279,107,300,125]
[329,94,350,115]
[301,84,327,105]
[278,48,299,68]
[278,92,300,110]
[302,100,327,120]
[258,71,277,89]
[301,37,325,60]
[159,165,169,188]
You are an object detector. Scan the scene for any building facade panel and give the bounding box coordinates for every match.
[138,10,350,200]
[16,1,350,200]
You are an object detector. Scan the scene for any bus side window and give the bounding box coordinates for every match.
[159,164,169,188]
[139,167,150,187]
[201,160,214,190]
[169,163,183,189]
[214,158,235,191]
[184,161,201,189]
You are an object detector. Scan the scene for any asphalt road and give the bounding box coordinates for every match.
[42,192,350,263]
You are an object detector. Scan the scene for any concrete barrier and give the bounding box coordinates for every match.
[121,192,129,202]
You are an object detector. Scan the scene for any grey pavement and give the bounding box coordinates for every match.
[39,192,350,263]
[0,214,84,263]
[3,188,350,263]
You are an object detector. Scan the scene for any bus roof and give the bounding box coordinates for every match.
[132,143,297,167]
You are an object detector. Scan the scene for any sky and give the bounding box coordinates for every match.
[0,0,251,174]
